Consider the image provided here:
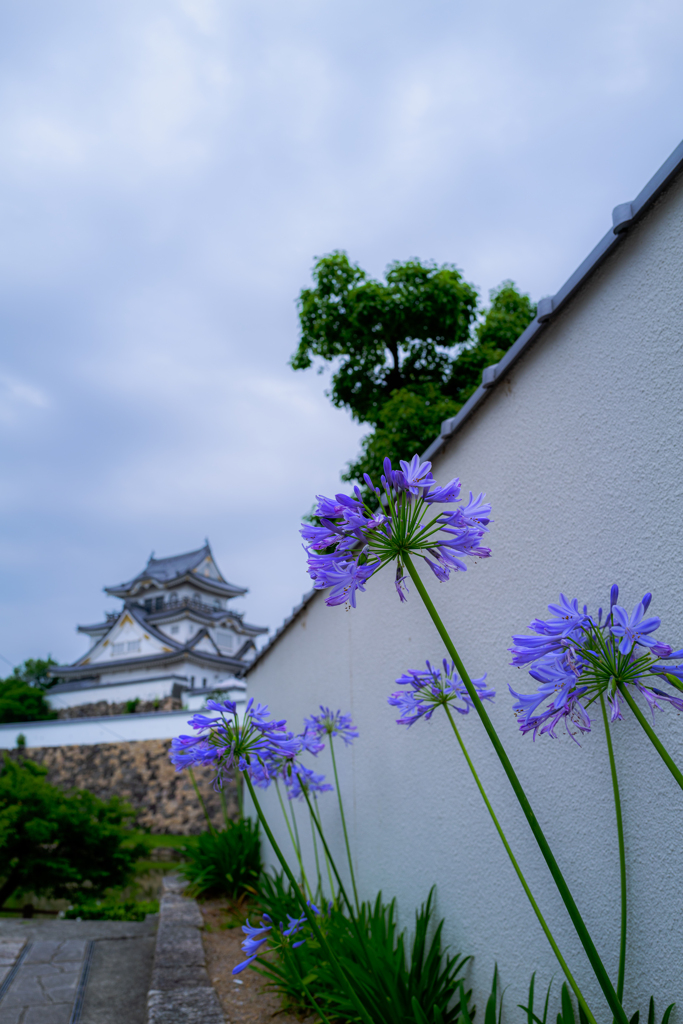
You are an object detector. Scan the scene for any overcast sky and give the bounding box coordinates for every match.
[1,0,682,668]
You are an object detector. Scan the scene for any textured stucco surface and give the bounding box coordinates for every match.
[246,173,683,1020]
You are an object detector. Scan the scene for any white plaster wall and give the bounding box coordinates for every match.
[0,710,191,747]
[246,175,683,1022]
[47,675,182,709]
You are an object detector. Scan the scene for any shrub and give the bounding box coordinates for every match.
[64,893,159,921]
[0,756,145,907]
[255,872,472,1024]
[179,818,261,898]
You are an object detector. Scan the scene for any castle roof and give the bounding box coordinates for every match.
[104,542,248,599]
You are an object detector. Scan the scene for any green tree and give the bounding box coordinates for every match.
[292,253,536,485]
[291,251,479,426]
[0,656,61,724]
[6,656,59,691]
[0,756,144,908]
[0,679,56,724]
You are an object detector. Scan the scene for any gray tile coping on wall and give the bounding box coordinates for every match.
[146,873,224,1024]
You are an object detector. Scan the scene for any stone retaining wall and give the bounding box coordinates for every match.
[57,697,182,719]
[10,739,237,834]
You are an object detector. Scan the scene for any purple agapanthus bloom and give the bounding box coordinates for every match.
[169,697,298,787]
[232,917,273,974]
[389,659,494,727]
[304,706,359,745]
[509,586,683,741]
[302,454,491,607]
[611,602,664,655]
[287,764,333,800]
[232,904,318,974]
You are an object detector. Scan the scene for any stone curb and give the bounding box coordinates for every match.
[147,874,224,1024]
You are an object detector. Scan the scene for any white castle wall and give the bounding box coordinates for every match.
[246,172,683,1021]
[2,698,245,749]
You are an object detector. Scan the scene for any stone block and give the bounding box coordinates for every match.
[23,941,61,964]
[52,939,88,963]
[147,986,224,1024]
[23,1005,72,1024]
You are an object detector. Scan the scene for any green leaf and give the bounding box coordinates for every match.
[661,1003,675,1024]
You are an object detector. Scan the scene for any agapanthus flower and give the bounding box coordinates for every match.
[304,706,359,745]
[509,586,683,742]
[286,764,333,800]
[232,916,273,973]
[232,905,318,974]
[302,455,491,606]
[389,659,494,727]
[169,697,294,786]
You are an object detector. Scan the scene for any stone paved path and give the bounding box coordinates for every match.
[0,918,157,1024]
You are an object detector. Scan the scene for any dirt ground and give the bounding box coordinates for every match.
[200,898,316,1024]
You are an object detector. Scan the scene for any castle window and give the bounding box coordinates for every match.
[170,625,179,635]
[169,594,178,607]
[155,597,164,611]
[144,599,153,613]
[215,629,234,651]
[112,640,141,657]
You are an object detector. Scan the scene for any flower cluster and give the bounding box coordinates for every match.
[168,698,287,782]
[232,905,317,974]
[389,659,495,726]
[304,706,359,746]
[169,699,357,802]
[302,454,492,607]
[509,587,683,741]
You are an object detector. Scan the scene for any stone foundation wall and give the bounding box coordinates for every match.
[12,739,237,834]
[56,697,182,719]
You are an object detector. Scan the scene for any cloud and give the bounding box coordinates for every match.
[0,0,683,664]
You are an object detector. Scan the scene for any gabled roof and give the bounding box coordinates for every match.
[423,135,683,461]
[56,602,257,682]
[104,542,248,599]
[73,604,183,667]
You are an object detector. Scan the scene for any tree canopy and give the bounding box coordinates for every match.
[291,252,536,485]
[0,657,60,724]
[4,657,58,691]
[291,252,479,426]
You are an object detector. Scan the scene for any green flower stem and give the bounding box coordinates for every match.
[599,693,627,1008]
[444,705,596,1024]
[618,683,683,791]
[244,775,374,1024]
[285,950,334,1024]
[288,798,313,899]
[275,781,312,900]
[403,552,627,1024]
[236,771,244,821]
[309,806,324,896]
[329,735,360,912]
[311,799,337,905]
[219,787,230,830]
[188,767,215,835]
[302,789,357,921]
